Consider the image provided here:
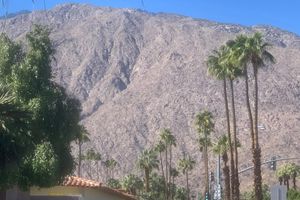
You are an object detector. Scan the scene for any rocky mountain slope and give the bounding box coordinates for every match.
[2,3,300,191]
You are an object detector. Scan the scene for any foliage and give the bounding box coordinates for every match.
[107,178,121,189]
[121,174,143,195]
[174,187,188,200]
[195,111,214,135]
[0,25,81,189]
[178,155,195,175]
[241,184,270,200]
[20,142,58,188]
[137,149,159,172]
[288,189,300,200]
[276,163,300,189]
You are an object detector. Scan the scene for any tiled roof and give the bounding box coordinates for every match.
[62,176,136,200]
[63,176,101,188]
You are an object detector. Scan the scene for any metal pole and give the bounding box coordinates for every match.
[238,157,300,174]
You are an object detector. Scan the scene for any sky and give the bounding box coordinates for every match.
[1,0,300,35]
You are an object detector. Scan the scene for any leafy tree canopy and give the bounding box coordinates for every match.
[0,25,81,190]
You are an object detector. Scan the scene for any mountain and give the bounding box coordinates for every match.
[1,3,300,191]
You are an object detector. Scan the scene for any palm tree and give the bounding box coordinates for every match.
[85,148,96,179]
[93,152,101,181]
[213,135,231,200]
[233,33,275,200]
[154,140,167,198]
[155,140,166,181]
[277,163,300,190]
[290,164,300,189]
[121,174,143,195]
[104,158,118,181]
[178,154,195,200]
[159,128,176,199]
[137,149,159,192]
[221,40,244,199]
[170,167,179,200]
[207,45,236,199]
[76,125,90,177]
[195,111,214,198]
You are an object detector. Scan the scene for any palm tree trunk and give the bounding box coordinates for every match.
[293,175,296,189]
[244,66,261,199]
[165,148,169,199]
[279,177,283,185]
[222,153,231,200]
[145,168,150,192]
[159,151,167,199]
[223,78,234,199]
[230,79,240,200]
[287,178,290,190]
[253,66,263,200]
[204,130,210,199]
[244,66,255,149]
[172,176,175,200]
[169,146,172,196]
[186,172,190,200]
[78,141,82,177]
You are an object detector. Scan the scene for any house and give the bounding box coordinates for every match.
[30,176,136,200]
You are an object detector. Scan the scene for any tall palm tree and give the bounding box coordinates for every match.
[195,111,214,199]
[76,125,90,177]
[221,41,244,199]
[212,135,231,200]
[155,140,167,198]
[137,149,159,192]
[155,140,166,181]
[178,154,196,200]
[207,46,236,199]
[159,128,176,199]
[233,33,275,200]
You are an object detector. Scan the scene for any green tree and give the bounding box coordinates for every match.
[0,25,81,189]
[195,111,214,198]
[139,172,166,200]
[212,135,230,200]
[232,33,275,200]
[276,163,300,190]
[137,149,159,192]
[178,154,195,200]
[76,125,90,177]
[121,174,143,195]
[107,178,121,189]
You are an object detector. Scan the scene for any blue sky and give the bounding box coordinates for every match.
[2,0,300,35]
